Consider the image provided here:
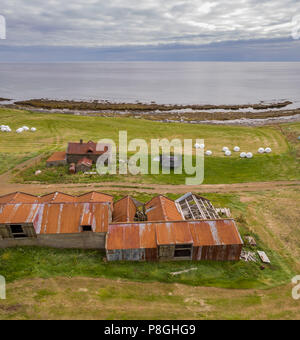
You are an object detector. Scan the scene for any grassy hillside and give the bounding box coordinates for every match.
[0,107,298,184]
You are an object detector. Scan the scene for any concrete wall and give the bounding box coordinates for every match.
[0,232,106,250]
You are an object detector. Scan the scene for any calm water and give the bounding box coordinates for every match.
[1,62,300,105]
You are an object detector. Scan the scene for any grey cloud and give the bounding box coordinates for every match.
[0,0,300,47]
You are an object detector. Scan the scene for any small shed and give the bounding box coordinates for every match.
[76,157,93,173]
[46,152,67,167]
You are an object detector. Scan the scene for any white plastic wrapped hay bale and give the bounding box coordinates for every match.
[194,143,205,149]
[240,152,246,158]
[16,128,24,133]
[265,147,272,153]
[222,147,229,152]
[205,150,212,156]
[22,126,30,131]
[246,152,253,159]
[258,147,265,154]
[234,146,240,152]
[225,150,232,156]
[31,127,37,132]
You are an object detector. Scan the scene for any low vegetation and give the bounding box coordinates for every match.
[13,99,292,111]
[0,107,298,184]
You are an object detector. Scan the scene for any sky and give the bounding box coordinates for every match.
[0,0,300,61]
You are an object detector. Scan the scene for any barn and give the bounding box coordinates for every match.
[0,191,243,262]
[0,191,113,249]
[106,219,243,262]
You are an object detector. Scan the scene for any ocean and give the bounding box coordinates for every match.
[1,62,300,106]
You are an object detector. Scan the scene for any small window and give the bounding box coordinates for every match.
[81,225,92,232]
[174,244,192,258]
[9,225,28,239]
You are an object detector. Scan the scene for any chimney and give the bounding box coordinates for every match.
[80,139,83,144]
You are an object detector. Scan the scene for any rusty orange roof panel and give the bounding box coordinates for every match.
[107,219,242,251]
[0,202,109,234]
[46,151,66,162]
[145,195,182,221]
[37,202,109,234]
[113,196,137,223]
[155,222,176,245]
[39,192,76,203]
[188,220,243,246]
[0,203,40,224]
[107,222,157,250]
[0,192,38,204]
[76,192,114,203]
[139,223,157,249]
[174,222,193,244]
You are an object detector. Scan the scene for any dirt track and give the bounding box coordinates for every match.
[0,155,299,196]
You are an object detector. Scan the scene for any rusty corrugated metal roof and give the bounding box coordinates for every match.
[39,192,76,203]
[0,203,40,224]
[37,203,109,234]
[156,221,193,245]
[188,220,243,246]
[106,223,156,250]
[112,196,137,223]
[145,195,182,221]
[0,202,109,234]
[76,192,114,203]
[106,219,242,251]
[46,151,66,163]
[0,192,39,204]
[67,140,108,155]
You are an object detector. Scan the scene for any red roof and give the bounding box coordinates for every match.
[77,157,93,166]
[46,151,66,163]
[67,141,109,155]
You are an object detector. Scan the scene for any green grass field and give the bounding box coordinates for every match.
[1,187,300,320]
[0,107,299,184]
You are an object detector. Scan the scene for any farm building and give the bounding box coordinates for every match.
[76,157,93,173]
[106,220,243,262]
[66,140,110,164]
[46,151,67,167]
[0,191,243,262]
[46,139,111,174]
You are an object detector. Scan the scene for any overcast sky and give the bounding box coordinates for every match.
[1,0,300,61]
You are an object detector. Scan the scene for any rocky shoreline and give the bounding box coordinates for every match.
[1,98,300,126]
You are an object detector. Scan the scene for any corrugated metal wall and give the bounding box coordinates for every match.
[107,248,158,262]
[193,244,242,261]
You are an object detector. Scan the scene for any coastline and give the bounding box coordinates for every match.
[1,98,300,126]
